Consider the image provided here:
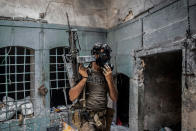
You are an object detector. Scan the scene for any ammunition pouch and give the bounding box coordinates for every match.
[72,108,114,130]
[72,110,82,129]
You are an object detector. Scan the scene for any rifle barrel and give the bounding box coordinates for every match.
[66,12,71,31]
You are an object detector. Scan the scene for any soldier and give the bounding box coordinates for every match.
[69,43,118,131]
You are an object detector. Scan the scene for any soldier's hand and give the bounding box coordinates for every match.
[79,65,88,78]
[103,65,112,81]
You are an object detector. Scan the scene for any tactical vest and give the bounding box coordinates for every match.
[85,69,108,111]
[72,69,114,131]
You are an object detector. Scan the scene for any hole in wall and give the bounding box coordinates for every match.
[143,51,182,131]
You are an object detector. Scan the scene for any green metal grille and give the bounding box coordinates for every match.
[0,46,35,121]
[49,47,71,108]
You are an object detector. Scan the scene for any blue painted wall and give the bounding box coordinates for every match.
[0,21,107,131]
[107,0,196,130]
[107,0,195,78]
[0,0,196,130]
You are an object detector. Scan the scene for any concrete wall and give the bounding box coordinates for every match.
[0,21,107,131]
[107,0,196,130]
[106,0,173,28]
[0,0,196,130]
[107,0,190,88]
[1,0,179,28]
[0,0,108,28]
[182,49,196,131]
[107,20,142,77]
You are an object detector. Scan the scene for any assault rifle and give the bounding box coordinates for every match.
[62,13,95,107]
[62,13,81,89]
[62,13,96,89]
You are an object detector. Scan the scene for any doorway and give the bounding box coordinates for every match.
[143,51,182,131]
[116,73,129,127]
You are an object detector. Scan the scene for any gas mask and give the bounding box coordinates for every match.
[91,43,113,70]
[96,52,113,69]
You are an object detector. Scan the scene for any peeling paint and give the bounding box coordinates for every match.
[0,0,108,28]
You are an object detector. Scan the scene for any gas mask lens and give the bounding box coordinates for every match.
[96,52,113,70]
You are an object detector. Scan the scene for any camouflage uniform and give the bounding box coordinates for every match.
[72,69,113,131]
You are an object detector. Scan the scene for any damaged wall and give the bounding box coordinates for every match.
[107,0,190,89]
[0,0,108,28]
[0,0,182,29]
[182,48,196,130]
[183,1,196,124]
[106,0,173,28]
[107,0,196,130]
[0,0,196,130]
[0,21,106,130]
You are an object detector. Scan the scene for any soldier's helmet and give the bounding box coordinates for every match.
[91,42,112,60]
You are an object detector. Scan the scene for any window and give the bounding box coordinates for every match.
[0,46,34,121]
[49,47,71,108]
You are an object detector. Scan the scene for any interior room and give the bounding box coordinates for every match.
[0,0,196,130]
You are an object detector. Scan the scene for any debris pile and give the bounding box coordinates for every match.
[0,96,33,121]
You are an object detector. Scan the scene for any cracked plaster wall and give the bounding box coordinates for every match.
[0,0,171,28]
[0,0,108,28]
[0,0,196,130]
[107,0,196,130]
[106,0,168,28]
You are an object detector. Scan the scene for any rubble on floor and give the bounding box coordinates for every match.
[0,96,33,121]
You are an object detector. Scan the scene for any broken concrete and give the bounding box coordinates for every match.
[0,0,196,131]
[107,0,196,130]
[106,0,172,28]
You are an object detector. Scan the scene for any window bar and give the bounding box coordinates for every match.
[29,50,34,106]
[50,71,66,74]
[0,55,34,57]
[0,89,34,94]
[14,47,18,119]
[5,47,8,120]
[55,48,59,89]
[63,48,68,106]
[50,87,65,90]
[23,48,26,118]
[0,72,34,76]
[8,55,11,85]
[0,81,31,85]
[0,63,34,66]
[50,63,64,65]
[50,55,65,56]
[50,79,66,82]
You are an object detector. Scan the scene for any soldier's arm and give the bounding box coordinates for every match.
[103,65,118,102]
[69,77,87,101]
[69,65,88,102]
